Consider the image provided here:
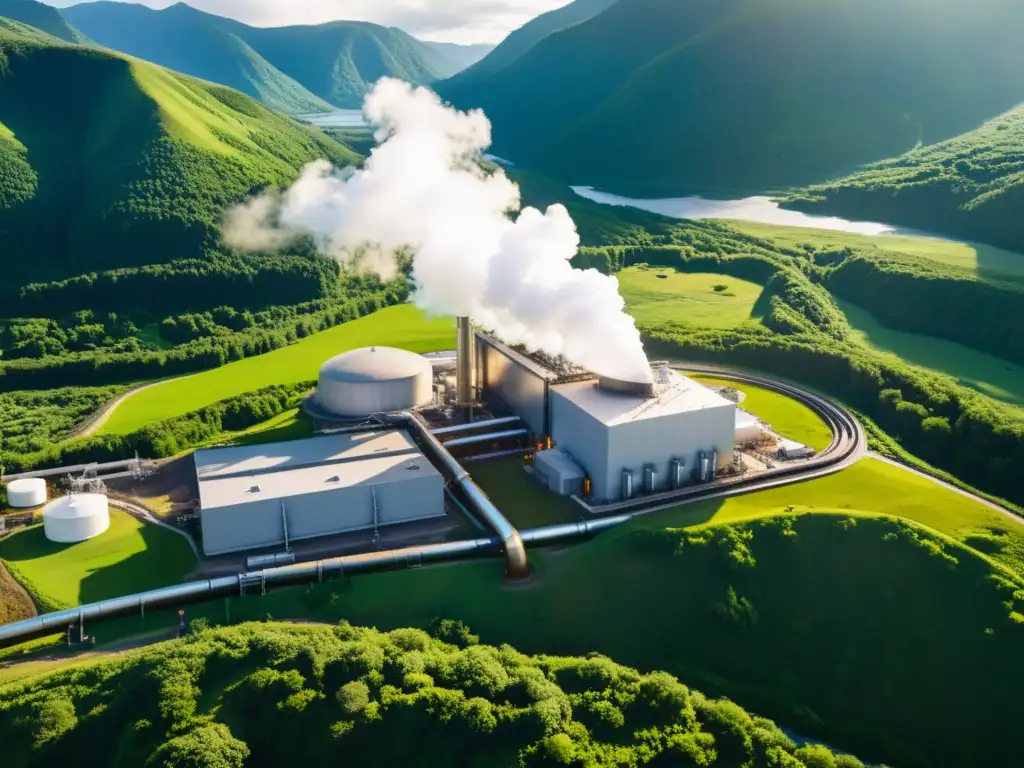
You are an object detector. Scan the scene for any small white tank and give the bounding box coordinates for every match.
[5,478,47,508]
[42,493,110,543]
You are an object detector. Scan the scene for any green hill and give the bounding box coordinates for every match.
[0,20,357,288]
[0,621,871,768]
[441,0,1024,195]
[441,0,618,86]
[786,106,1024,254]
[63,2,451,110]
[0,0,90,44]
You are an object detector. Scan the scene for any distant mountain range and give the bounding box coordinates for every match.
[57,1,487,112]
[439,0,1024,195]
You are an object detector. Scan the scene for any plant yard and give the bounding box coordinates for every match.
[97,305,455,435]
[0,510,195,613]
[619,268,765,329]
[690,374,833,452]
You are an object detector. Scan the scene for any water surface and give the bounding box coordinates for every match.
[571,186,895,236]
[293,111,367,128]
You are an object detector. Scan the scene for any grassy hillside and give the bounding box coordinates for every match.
[64,2,450,110]
[441,0,618,86]
[0,509,195,613]
[0,22,357,286]
[787,105,1024,254]
[0,0,90,44]
[443,0,1024,195]
[0,622,871,768]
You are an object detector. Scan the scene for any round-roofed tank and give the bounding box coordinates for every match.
[42,493,110,543]
[6,477,47,508]
[315,346,433,418]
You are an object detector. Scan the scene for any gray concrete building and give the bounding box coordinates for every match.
[550,372,736,502]
[195,430,445,556]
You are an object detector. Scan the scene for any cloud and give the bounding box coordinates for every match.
[223,78,652,382]
[49,0,571,43]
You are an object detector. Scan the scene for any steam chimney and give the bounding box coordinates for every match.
[456,316,476,405]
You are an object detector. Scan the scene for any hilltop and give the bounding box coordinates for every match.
[442,0,618,87]
[0,620,872,767]
[0,20,357,288]
[63,1,462,110]
[0,0,90,44]
[423,40,494,73]
[786,105,1024,253]
[440,0,1024,195]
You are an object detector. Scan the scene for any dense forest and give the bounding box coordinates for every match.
[0,621,874,767]
[787,106,1024,253]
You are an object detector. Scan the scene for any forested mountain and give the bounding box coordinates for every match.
[440,0,1024,195]
[0,20,357,288]
[0,0,90,43]
[62,2,451,110]
[423,41,494,73]
[787,106,1024,253]
[442,0,618,86]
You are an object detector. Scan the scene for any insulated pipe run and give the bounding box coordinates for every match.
[431,416,521,437]
[388,411,529,579]
[442,429,529,448]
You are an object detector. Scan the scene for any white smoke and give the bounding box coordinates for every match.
[223,77,651,382]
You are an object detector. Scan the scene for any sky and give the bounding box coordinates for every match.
[45,0,572,43]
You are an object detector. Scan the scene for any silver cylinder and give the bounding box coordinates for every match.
[670,458,684,489]
[644,464,656,494]
[456,317,475,405]
[622,469,634,501]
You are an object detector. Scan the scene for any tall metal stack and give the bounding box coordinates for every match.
[456,316,476,406]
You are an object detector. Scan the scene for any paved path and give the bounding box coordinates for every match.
[869,453,1023,527]
[73,381,165,438]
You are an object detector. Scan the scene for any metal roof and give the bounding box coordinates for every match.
[195,430,439,511]
[195,430,417,480]
[552,371,734,427]
[318,346,432,383]
[198,452,440,510]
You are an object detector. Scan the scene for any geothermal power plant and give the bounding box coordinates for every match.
[186,316,771,562]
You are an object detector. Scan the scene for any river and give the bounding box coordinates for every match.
[293,111,367,128]
[571,186,897,236]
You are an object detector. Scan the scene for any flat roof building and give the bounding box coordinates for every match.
[196,430,445,556]
[550,371,736,502]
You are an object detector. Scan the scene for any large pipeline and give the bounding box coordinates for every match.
[388,411,530,579]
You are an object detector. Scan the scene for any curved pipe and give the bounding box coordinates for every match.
[387,412,529,579]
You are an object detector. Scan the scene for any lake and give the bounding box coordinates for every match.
[293,111,367,128]
[571,186,896,236]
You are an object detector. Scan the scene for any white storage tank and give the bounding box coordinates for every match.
[5,478,47,508]
[42,493,110,543]
[315,346,433,419]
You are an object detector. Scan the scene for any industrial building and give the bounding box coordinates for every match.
[548,370,736,502]
[42,492,110,543]
[195,430,445,556]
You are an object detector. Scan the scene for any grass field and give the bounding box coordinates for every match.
[729,220,1024,284]
[99,305,455,435]
[618,268,765,329]
[0,510,196,612]
[837,299,1024,408]
[469,457,582,529]
[690,374,833,451]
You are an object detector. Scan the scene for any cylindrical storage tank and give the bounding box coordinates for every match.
[42,493,110,544]
[315,347,433,419]
[5,478,47,508]
[622,469,634,501]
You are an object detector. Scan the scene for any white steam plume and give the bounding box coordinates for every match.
[223,77,651,382]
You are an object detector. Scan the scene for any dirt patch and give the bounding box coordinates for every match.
[0,560,37,624]
[105,455,198,519]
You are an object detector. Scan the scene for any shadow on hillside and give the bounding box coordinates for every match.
[79,523,193,605]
